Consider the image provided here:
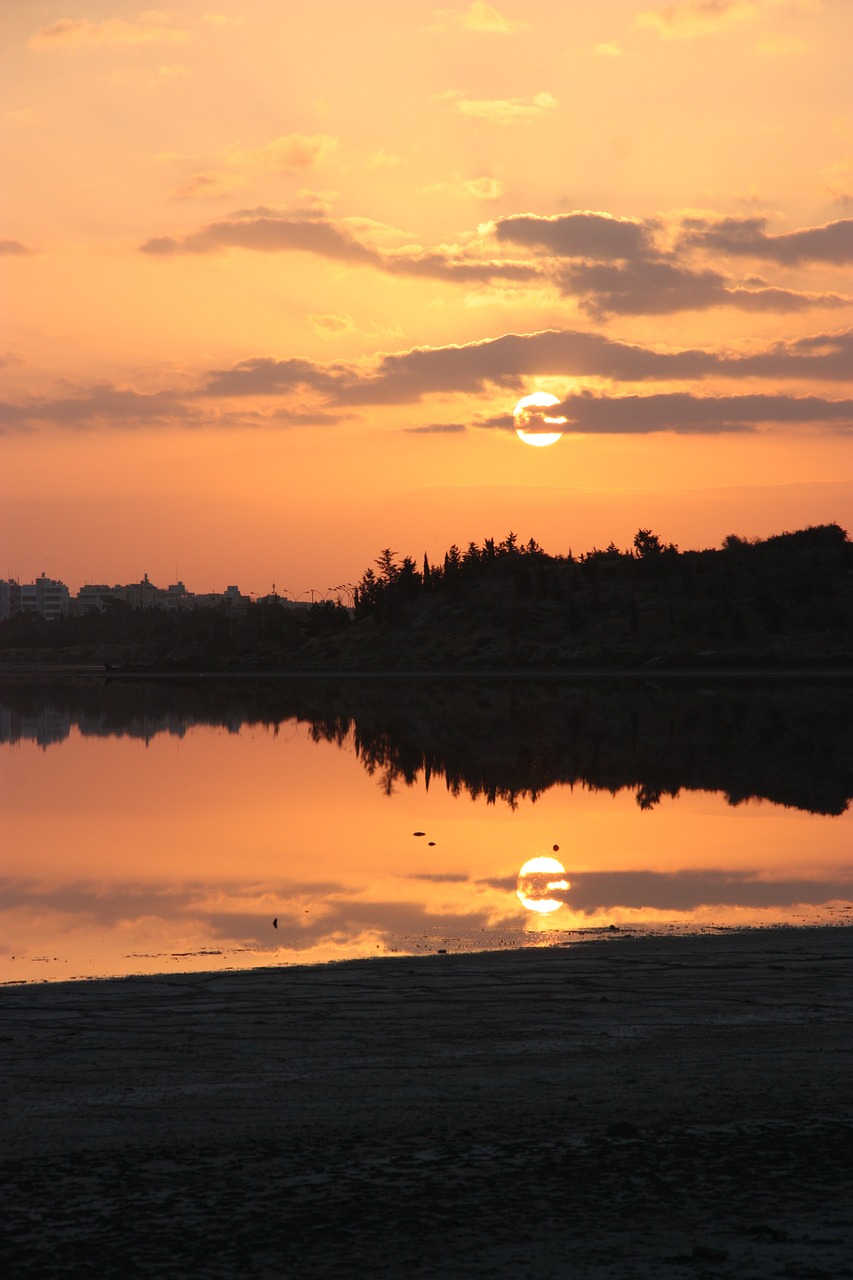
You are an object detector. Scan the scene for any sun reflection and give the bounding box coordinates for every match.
[516,855,570,914]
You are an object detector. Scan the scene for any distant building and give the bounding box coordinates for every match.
[121,574,160,610]
[35,575,70,620]
[75,584,121,613]
[162,582,194,611]
[0,580,21,621]
[9,575,69,620]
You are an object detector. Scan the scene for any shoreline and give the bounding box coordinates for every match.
[3,662,853,679]
[3,916,852,991]
[4,924,852,1277]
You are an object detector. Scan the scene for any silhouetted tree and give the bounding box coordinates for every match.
[633,529,663,558]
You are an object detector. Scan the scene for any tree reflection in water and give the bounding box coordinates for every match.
[1,675,849,815]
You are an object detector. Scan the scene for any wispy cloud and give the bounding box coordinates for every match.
[421,177,505,200]
[426,2,528,34]
[438,90,557,124]
[0,238,33,256]
[638,0,821,41]
[29,12,192,50]
[170,134,339,200]
[637,1,761,41]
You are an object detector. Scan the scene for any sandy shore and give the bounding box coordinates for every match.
[3,927,853,1278]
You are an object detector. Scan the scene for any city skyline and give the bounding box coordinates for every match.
[2,1,852,591]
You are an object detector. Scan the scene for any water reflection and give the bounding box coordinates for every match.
[1,676,851,983]
[2,674,851,813]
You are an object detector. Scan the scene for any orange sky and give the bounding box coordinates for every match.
[2,0,852,593]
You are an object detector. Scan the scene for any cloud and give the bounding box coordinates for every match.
[201,356,344,399]
[439,91,557,124]
[142,203,853,313]
[29,13,191,50]
[421,177,505,200]
[0,238,33,256]
[201,325,853,410]
[757,34,811,53]
[3,108,37,123]
[383,247,538,283]
[0,385,194,431]
[495,211,658,259]
[140,211,539,284]
[104,62,195,90]
[6,325,853,432]
[637,1,761,40]
[231,133,339,173]
[171,170,246,200]
[405,423,468,434]
[681,215,853,264]
[366,148,406,170]
[822,160,853,210]
[426,2,527,33]
[309,313,357,338]
[166,134,338,199]
[557,258,848,317]
[594,41,624,55]
[140,213,382,263]
[549,391,853,433]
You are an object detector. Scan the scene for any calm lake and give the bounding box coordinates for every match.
[2,675,851,983]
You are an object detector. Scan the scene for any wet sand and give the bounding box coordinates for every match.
[3,927,853,1278]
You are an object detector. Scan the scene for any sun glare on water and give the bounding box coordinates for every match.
[516,855,570,914]
[513,392,567,448]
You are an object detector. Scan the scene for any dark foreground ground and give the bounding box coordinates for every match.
[3,927,853,1279]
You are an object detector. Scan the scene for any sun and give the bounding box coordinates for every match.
[516,855,570,914]
[513,392,567,448]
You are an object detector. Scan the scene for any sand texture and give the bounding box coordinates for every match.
[3,927,853,1278]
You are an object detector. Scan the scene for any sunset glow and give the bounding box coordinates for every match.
[2,2,851,591]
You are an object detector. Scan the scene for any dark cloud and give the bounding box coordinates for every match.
[329,326,853,406]
[0,238,33,255]
[139,207,853,314]
[140,212,539,284]
[140,214,381,265]
[550,392,853,434]
[0,385,192,431]
[5,326,853,432]
[494,212,657,259]
[405,422,468,434]
[383,248,539,283]
[202,355,344,398]
[681,215,853,265]
[406,872,470,882]
[558,259,848,318]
